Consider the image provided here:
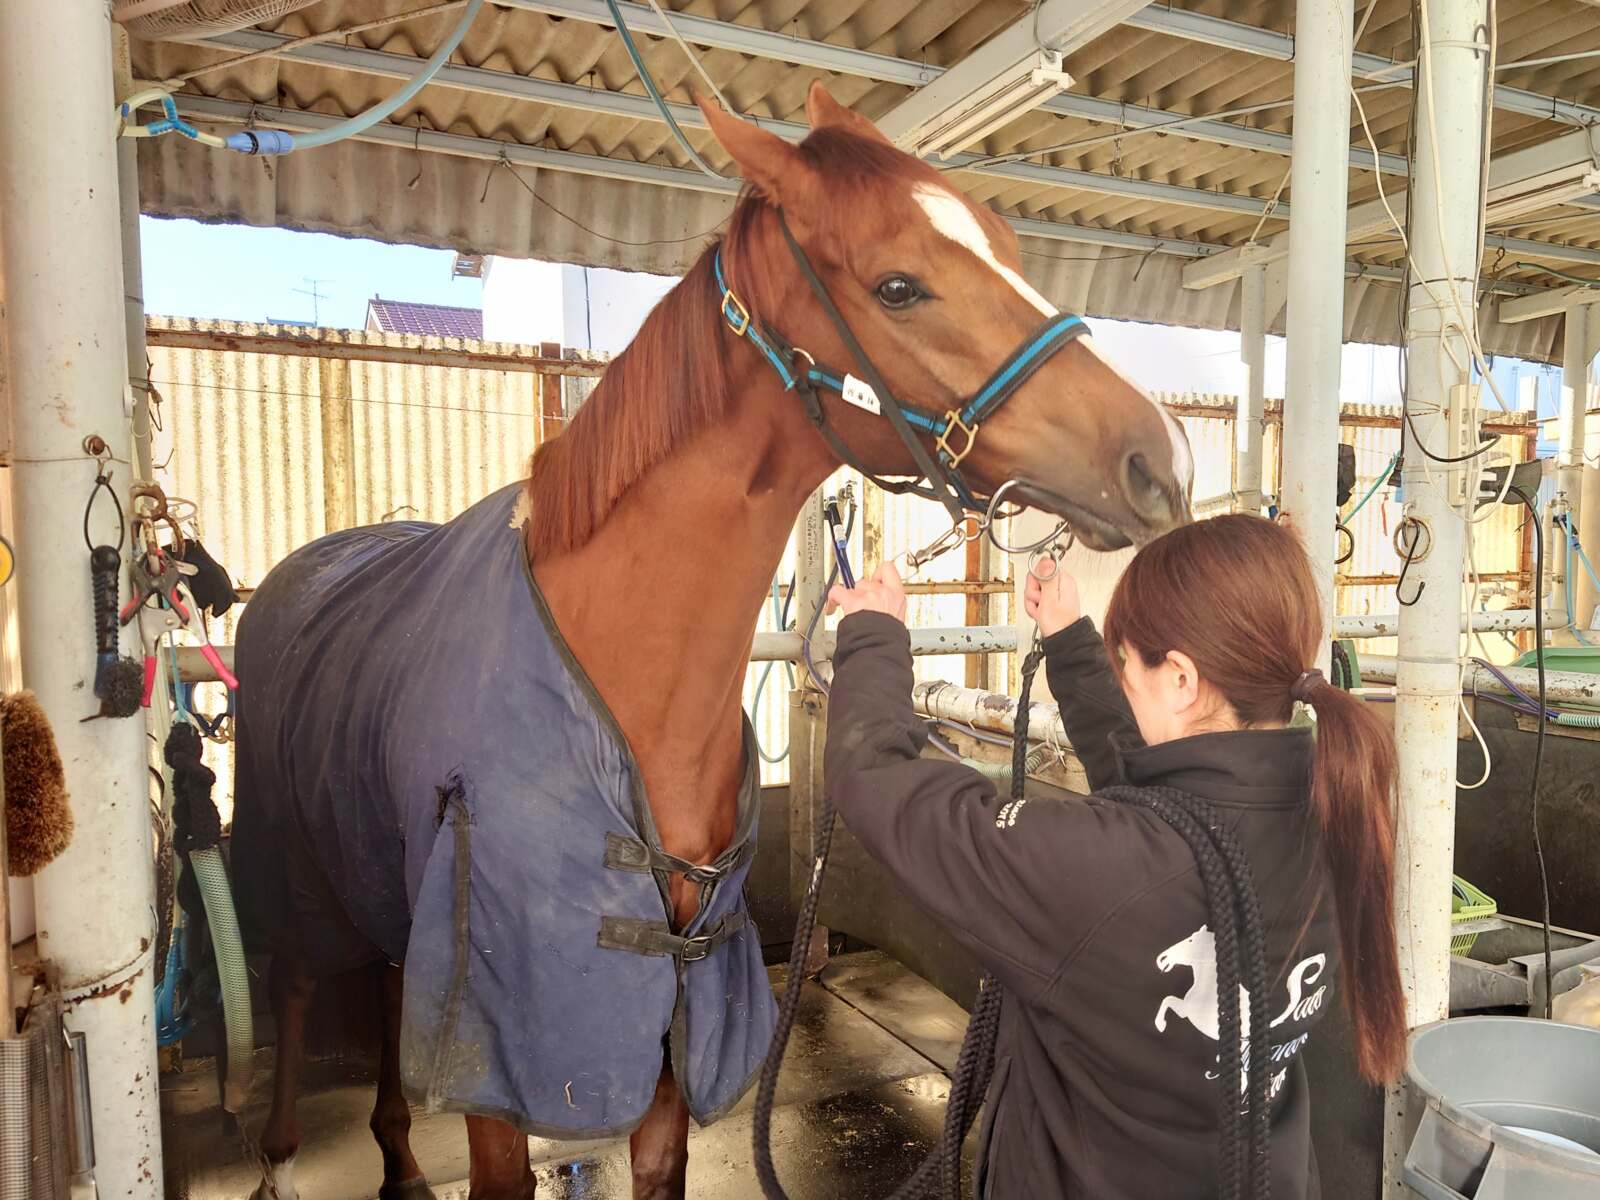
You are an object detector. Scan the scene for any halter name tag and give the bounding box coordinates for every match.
[841,374,882,415]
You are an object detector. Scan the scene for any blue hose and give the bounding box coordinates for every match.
[602,0,723,178]
[222,0,482,155]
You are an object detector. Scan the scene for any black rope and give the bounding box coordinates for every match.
[755,645,1272,1199]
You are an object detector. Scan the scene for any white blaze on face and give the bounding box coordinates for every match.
[1082,335,1195,495]
[911,183,1056,318]
[912,181,1193,498]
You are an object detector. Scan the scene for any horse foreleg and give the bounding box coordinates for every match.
[466,1115,535,1200]
[628,1059,690,1200]
[373,962,436,1199]
[254,953,318,1200]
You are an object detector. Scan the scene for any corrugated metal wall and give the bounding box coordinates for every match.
[147,326,1533,801]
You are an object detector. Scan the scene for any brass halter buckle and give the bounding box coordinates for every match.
[935,410,979,468]
[720,290,752,337]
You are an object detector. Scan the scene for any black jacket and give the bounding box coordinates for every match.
[825,614,1340,1200]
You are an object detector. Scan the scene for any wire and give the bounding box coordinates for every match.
[497,157,729,247]
[170,0,472,85]
[1509,487,1555,1019]
[953,83,1412,173]
[603,0,723,179]
[1496,46,1600,71]
[1509,262,1600,288]
[642,0,732,111]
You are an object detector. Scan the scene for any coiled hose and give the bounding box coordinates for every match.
[165,723,254,1112]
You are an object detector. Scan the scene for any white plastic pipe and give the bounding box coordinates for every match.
[0,0,162,1193]
[1236,262,1268,513]
[1557,301,1592,635]
[1279,0,1354,673]
[1393,0,1489,1036]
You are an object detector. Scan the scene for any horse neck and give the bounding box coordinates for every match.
[532,369,835,874]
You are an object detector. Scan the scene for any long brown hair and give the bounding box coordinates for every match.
[1102,514,1406,1085]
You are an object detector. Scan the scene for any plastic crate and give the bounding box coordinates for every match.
[1451,875,1497,956]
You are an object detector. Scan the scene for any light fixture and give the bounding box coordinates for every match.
[1486,170,1600,224]
[885,50,1073,162]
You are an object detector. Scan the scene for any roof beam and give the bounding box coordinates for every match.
[1498,284,1600,324]
[1184,126,1600,288]
[1124,4,1600,127]
[168,94,1217,257]
[875,0,1147,157]
[192,28,1287,218]
[162,97,1570,302]
[501,0,1405,174]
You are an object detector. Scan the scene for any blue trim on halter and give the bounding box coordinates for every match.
[959,312,1087,428]
[713,247,1090,507]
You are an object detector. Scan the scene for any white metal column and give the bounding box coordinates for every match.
[1557,302,1594,635]
[1388,0,1490,1193]
[1236,262,1268,513]
[0,2,162,1193]
[1280,0,1355,666]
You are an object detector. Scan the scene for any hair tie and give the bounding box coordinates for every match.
[1291,669,1325,702]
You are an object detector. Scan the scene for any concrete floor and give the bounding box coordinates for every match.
[162,952,975,1199]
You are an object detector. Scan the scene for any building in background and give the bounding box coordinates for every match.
[365,296,484,339]
[481,257,676,352]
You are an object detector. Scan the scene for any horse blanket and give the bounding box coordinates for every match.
[230,483,774,1135]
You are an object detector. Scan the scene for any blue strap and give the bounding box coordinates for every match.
[959,312,1089,427]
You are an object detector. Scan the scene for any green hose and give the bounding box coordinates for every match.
[189,845,254,1112]
[962,744,1055,781]
[1552,710,1600,728]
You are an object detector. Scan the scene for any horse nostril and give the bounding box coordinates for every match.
[1122,452,1170,522]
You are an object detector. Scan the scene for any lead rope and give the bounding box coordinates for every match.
[753,642,1271,1200]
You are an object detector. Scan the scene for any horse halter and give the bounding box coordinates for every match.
[713,212,1092,526]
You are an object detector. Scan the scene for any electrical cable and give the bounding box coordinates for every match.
[642,0,732,111]
[603,0,724,179]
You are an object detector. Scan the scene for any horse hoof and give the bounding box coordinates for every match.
[250,1156,299,1200]
[378,1178,439,1200]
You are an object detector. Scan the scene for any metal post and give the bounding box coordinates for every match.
[1387,0,1489,1192]
[788,491,829,969]
[1280,0,1355,670]
[1557,302,1593,635]
[1580,392,1600,636]
[0,1,162,1193]
[1236,263,1268,513]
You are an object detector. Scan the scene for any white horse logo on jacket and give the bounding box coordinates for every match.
[1154,925,1328,1041]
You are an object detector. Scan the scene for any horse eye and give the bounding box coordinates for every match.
[875,275,922,310]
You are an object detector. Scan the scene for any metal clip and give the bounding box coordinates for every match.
[935,410,979,468]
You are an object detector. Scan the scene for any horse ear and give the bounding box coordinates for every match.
[696,95,810,202]
[804,81,894,146]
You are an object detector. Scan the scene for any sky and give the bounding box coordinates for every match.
[140,216,481,328]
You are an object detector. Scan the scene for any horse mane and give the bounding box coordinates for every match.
[523,128,933,560]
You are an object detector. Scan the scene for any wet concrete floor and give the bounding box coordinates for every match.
[162,953,975,1199]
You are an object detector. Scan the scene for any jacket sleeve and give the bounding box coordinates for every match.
[1041,617,1143,791]
[824,613,1135,1001]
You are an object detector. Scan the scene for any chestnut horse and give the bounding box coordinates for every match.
[239,84,1190,1200]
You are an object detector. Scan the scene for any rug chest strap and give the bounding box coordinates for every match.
[597,911,746,962]
[603,830,755,885]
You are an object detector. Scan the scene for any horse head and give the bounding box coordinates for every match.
[698,82,1192,550]
[1157,924,1212,973]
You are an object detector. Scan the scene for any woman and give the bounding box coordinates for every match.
[823,514,1405,1199]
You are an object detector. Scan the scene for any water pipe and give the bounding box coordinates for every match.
[120,0,482,156]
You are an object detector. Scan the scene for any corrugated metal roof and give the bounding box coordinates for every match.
[365,296,484,338]
[126,1,1600,359]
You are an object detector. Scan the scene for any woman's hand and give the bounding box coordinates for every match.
[1024,564,1082,637]
[827,561,908,624]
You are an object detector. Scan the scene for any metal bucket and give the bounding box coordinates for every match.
[1403,1016,1600,1200]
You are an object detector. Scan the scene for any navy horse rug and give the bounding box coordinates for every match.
[230,483,775,1135]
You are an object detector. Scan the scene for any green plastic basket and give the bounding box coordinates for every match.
[1512,646,1600,676]
[1451,875,1497,956]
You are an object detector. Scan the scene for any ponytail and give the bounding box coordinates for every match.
[1299,678,1406,1084]
[1105,514,1407,1086]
